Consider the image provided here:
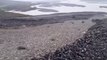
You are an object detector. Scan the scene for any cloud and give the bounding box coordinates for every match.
[81,0,107,4]
[13,0,64,3]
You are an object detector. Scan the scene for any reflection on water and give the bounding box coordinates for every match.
[9,0,107,15]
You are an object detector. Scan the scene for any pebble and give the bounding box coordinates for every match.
[35,20,107,60]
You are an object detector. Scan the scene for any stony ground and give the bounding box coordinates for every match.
[34,19,107,60]
[0,20,94,60]
[0,12,107,60]
[0,12,105,28]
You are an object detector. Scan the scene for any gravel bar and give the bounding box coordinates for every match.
[33,19,107,60]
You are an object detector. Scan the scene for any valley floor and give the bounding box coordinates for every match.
[0,12,107,60]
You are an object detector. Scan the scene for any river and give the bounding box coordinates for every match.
[9,0,107,15]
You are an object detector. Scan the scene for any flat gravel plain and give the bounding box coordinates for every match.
[0,12,107,60]
[34,19,107,60]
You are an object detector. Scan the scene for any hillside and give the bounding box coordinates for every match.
[0,9,29,19]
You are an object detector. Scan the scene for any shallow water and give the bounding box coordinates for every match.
[9,0,107,15]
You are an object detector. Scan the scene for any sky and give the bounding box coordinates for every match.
[13,0,64,3]
[81,0,107,4]
[13,0,107,3]
[1,0,107,4]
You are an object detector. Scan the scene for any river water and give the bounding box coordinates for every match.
[9,0,107,15]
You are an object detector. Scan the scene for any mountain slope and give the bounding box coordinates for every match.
[0,9,29,19]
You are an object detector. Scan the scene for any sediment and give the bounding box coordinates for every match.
[34,19,107,60]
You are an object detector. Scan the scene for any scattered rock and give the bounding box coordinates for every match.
[35,19,107,60]
[0,39,4,44]
[71,22,74,24]
[47,26,50,28]
[21,25,26,28]
[82,31,86,34]
[78,29,80,30]
[72,15,76,18]
[17,46,27,50]
[30,57,37,60]
[50,38,56,41]
[82,21,85,23]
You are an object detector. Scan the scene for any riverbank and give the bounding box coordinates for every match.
[34,17,107,60]
[0,12,106,29]
[0,12,107,60]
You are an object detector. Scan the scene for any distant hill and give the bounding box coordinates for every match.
[0,0,36,12]
[0,9,29,19]
[0,0,33,19]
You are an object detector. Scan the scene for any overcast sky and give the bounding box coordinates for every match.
[81,0,107,3]
[0,0,107,4]
[12,0,107,4]
[13,0,64,3]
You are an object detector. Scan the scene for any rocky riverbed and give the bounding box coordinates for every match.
[0,12,107,60]
[0,12,105,29]
[33,18,107,60]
